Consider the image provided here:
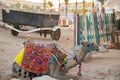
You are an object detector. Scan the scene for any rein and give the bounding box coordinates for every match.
[55,44,75,57]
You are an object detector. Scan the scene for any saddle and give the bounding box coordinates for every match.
[20,40,67,74]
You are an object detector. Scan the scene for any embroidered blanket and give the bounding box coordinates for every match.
[21,40,66,74]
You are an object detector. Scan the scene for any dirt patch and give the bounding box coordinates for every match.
[0,3,120,80]
[0,27,120,80]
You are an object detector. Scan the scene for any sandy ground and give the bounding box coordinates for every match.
[0,4,120,80]
[0,27,120,80]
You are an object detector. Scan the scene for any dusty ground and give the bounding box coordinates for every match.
[0,27,120,80]
[0,4,120,80]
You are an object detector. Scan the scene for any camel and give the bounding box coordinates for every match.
[12,41,99,80]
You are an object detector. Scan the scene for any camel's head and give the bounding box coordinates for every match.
[81,41,99,52]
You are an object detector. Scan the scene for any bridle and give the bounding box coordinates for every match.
[81,43,93,52]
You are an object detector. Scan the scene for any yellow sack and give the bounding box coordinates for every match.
[14,48,25,66]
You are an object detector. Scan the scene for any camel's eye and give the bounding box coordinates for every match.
[87,44,90,47]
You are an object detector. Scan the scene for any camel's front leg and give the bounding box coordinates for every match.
[51,68,79,80]
[49,63,57,76]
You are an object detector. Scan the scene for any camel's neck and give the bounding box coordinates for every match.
[65,47,86,72]
[65,57,78,72]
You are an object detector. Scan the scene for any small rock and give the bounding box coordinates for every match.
[32,75,57,80]
[10,78,20,80]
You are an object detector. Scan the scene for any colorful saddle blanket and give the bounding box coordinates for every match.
[20,40,66,74]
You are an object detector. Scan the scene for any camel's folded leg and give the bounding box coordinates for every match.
[12,62,36,79]
[54,74,80,80]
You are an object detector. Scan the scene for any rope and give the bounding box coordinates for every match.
[55,43,90,58]
[55,44,75,58]
[51,54,61,66]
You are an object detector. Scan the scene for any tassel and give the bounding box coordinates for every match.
[74,61,77,65]
[77,62,82,77]
[64,58,67,64]
[27,36,31,40]
[62,66,65,71]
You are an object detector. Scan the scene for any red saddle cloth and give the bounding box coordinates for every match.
[21,40,53,74]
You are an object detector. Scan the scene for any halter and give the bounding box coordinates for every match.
[82,43,93,52]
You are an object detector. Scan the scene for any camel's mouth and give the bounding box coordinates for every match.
[94,46,99,52]
[81,41,100,52]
